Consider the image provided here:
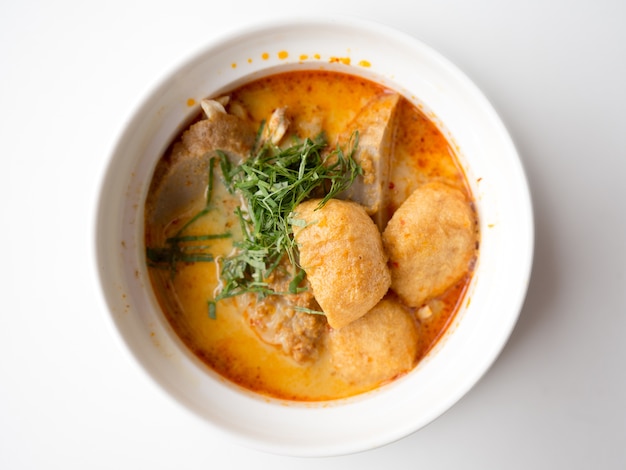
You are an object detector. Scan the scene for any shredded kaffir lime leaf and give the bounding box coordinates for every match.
[216,131,361,301]
[146,157,232,278]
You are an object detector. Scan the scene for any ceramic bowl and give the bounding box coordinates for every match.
[94,16,533,457]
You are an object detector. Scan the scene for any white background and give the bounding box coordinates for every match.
[1,0,625,468]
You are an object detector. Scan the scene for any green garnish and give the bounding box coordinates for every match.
[174,155,218,237]
[146,157,232,277]
[146,233,231,278]
[146,125,362,317]
[216,131,361,301]
[208,300,217,320]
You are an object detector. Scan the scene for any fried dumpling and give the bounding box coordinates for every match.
[382,181,477,307]
[328,299,418,387]
[293,198,391,329]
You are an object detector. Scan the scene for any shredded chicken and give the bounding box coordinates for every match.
[261,107,290,145]
[200,97,228,119]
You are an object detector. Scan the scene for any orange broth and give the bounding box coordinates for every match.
[145,70,474,401]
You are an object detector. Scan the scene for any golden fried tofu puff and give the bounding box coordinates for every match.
[293,198,391,329]
[382,181,478,308]
[328,299,418,386]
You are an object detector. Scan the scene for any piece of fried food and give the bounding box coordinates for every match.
[382,181,477,307]
[335,92,400,230]
[328,299,418,386]
[293,199,391,329]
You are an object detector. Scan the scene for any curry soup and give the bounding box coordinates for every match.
[144,70,477,401]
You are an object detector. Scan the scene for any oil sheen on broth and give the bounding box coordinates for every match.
[144,70,478,401]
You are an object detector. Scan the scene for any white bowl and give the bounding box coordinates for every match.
[94,16,533,457]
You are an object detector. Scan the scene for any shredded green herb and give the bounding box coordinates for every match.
[146,126,362,316]
[146,157,232,278]
[216,131,361,301]
[208,300,217,320]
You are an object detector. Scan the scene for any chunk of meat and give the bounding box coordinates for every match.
[239,261,327,363]
[328,299,418,387]
[170,99,256,165]
[242,294,327,364]
[260,107,290,145]
[146,99,256,227]
[200,96,229,119]
[382,181,478,307]
[293,198,391,329]
[335,92,400,229]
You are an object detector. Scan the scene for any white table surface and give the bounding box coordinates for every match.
[2,1,625,468]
